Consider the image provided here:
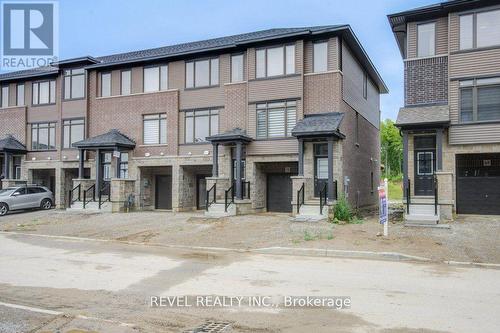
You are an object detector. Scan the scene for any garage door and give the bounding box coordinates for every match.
[267,174,293,213]
[456,153,500,215]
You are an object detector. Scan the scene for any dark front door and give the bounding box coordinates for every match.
[456,154,500,215]
[314,144,328,197]
[155,175,172,210]
[413,136,436,196]
[197,175,209,210]
[267,174,293,213]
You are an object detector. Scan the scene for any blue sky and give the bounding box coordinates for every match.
[29,0,440,120]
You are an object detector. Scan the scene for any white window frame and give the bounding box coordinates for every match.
[143,113,167,145]
[120,70,132,95]
[185,58,219,88]
[459,9,500,50]
[63,68,85,100]
[416,22,436,57]
[184,109,219,143]
[417,152,434,176]
[62,118,85,149]
[100,72,111,97]
[32,80,56,105]
[313,41,328,73]
[231,54,244,83]
[255,44,295,78]
[143,65,168,93]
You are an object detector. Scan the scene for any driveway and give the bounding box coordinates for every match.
[0,232,499,332]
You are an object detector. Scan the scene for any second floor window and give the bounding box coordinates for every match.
[231,54,244,82]
[313,42,328,73]
[31,122,56,150]
[417,22,435,57]
[1,85,8,108]
[143,113,167,145]
[16,83,24,106]
[101,72,111,97]
[121,70,131,95]
[64,68,85,99]
[186,58,219,88]
[63,119,85,149]
[185,109,219,143]
[32,80,56,105]
[256,44,295,78]
[460,77,500,122]
[144,65,168,92]
[256,100,297,139]
[460,9,500,50]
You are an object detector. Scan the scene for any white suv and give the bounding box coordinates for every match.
[0,185,54,216]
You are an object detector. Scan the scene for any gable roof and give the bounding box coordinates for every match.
[0,25,388,93]
[0,135,27,153]
[292,112,345,139]
[73,129,136,149]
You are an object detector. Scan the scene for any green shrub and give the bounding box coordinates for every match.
[331,195,354,223]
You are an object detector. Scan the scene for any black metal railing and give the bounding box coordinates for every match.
[319,183,327,215]
[205,184,216,211]
[406,179,411,214]
[297,182,305,214]
[98,182,111,209]
[69,183,81,206]
[434,176,438,216]
[83,184,96,209]
[242,181,251,199]
[224,184,234,212]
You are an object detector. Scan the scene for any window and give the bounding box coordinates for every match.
[417,22,435,57]
[231,54,244,82]
[144,65,168,92]
[63,119,85,149]
[119,152,129,178]
[232,159,246,180]
[100,72,111,97]
[63,68,85,99]
[460,77,500,122]
[459,9,500,50]
[417,152,434,175]
[1,86,8,108]
[16,83,24,106]
[31,122,56,150]
[121,70,131,95]
[185,58,219,88]
[313,42,328,73]
[256,100,297,139]
[103,153,112,180]
[13,156,21,179]
[32,80,56,105]
[143,113,167,145]
[185,109,219,143]
[363,72,368,99]
[256,44,295,78]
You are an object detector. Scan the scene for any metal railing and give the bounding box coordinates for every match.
[319,183,327,215]
[83,184,96,209]
[69,183,81,206]
[242,181,251,199]
[224,184,234,212]
[434,176,438,216]
[98,182,111,209]
[406,179,411,214]
[297,182,305,214]
[205,184,216,211]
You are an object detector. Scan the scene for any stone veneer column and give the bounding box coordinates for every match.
[435,171,453,221]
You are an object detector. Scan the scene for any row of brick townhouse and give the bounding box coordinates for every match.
[0,25,387,218]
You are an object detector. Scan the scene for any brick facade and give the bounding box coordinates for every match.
[404,56,448,106]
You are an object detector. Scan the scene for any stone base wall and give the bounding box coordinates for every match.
[110,178,136,212]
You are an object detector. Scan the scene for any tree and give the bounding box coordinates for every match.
[380,119,402,179]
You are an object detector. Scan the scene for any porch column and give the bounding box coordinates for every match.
[3,152,10,179]
[235,141,242,200]
[327,137,334,202]
[212,143,219,177]
[95,149,101,196]
[402,131,409,193]
[78,149,85,179]
[298,139,304,176]
[436,128,443,171]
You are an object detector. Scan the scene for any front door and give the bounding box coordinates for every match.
[314,144,328,197]
[155,175,172,210]
[414,136,436,196]
[197,175,209,210]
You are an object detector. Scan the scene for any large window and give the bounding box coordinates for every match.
[417,22,435,57]
[144,65,168,92]
[100,72,111,97]
[16,83,24,106]
[121,70,131,95]
[31,122,56,150]
[1,85,8,108]
[186,58,219,88]
[143,113,167,145]
[231,54,244,82]
[460,9,500,50]
[63,119,85,149]
[256,100,297,139]
[32,80,56,105]
[460,77,500,122]
[313,42,328,73]
[63,68,85,99]
[185,109,219,143]
[256,44,295,78]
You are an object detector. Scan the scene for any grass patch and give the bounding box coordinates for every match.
[303,231,315,241]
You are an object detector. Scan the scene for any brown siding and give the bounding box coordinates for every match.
[449,48,500,78]
[248,75,302,102]
[407,16,448,59]
[304,37,339,74]
[246,139,298,155]
[303,71,342,114]
[449,123,500,145]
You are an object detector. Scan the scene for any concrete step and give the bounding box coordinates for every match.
[67,200,112,212]
[404,214,439,225]
[293,204,328,222]
[205,203,236,218]
[408,204,437,216]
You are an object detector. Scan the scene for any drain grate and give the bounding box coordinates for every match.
[183,321,231,333]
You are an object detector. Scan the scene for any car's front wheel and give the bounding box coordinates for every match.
[40,198,52,210]
[0,203,9,216]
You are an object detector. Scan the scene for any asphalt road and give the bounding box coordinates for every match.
[0,233,499,333]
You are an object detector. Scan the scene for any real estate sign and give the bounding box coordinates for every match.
[378,186,388,226]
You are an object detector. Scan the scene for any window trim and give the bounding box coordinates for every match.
[16,83,25,106]
[459,77,500,123]
[100,72,112,97]
[184,108,220,144]
[143,64,168,93]
[142,113,167,145]
[62,117,85,150]
[30,122,57,151]
[32,79,56,106]
[63,68,86,100]
[120,69,132,95]
[459,8,500,51]
[416,21,437,58]
[185,57,219,89]
[417,151,434,176]
[255,99,297,140]
[230,53,245,83]
[312,40,329,73]
[255,43,296,78]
